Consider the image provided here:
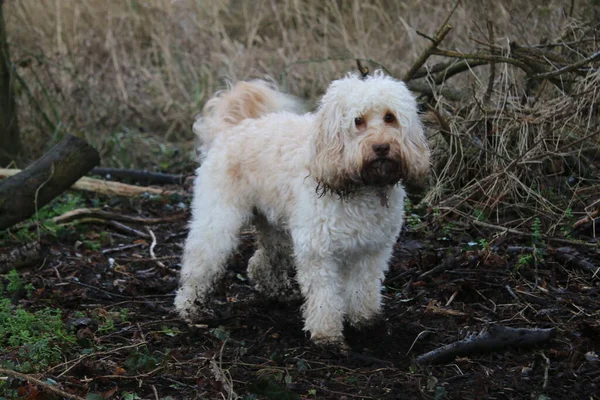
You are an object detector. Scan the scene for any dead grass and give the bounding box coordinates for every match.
[3,0,579,158]
[3,0,599,233]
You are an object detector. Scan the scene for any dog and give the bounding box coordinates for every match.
[175,71,430,345]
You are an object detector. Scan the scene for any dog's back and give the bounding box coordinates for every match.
[193,80,304,158]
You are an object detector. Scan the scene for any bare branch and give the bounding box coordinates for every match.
[417,325,556,365]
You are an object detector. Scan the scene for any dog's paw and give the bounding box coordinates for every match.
[311,334,350,354]
[346,313,383,330]
[174,286,214,323]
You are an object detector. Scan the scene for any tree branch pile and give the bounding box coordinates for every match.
[401,15,600,238]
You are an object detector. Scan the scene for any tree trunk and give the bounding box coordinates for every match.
[0,0,21,166]
[0,135,100,230]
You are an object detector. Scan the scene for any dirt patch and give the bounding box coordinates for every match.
[1,196,599,400]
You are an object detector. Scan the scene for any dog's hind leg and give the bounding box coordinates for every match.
[247,213,300,301]
[175,177,250,322]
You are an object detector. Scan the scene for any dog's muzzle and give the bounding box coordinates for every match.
[361,157,402,187]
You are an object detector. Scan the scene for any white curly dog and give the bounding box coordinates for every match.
[175,71,430,345]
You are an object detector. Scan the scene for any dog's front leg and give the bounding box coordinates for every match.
[295,252,346,345]
[343,248,392,327]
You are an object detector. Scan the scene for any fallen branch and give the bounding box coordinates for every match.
[90,167,185,185]
[416,325,556,365]
[0,136,99,230]
[406,79,465,101]
[0,367,85,400]
[552,247,599,275]
[532,49,600,79]
[62,218,151,238]
[417,254,457,281]
[51,208,186,225]
[403,24,453,82]
[16,208,185,238]
[0,168,180,198]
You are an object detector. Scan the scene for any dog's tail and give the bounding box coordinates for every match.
[193,80,304,155]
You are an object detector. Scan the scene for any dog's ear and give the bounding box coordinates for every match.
[400,115,430,191]
[309,97,352,191]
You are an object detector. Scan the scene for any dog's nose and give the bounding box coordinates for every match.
[372,143,390,156]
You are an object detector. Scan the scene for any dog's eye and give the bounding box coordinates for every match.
[354,117,365,127]
[384,112,396,123]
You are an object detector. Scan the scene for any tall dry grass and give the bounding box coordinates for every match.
[4,0,582,167]
[4,0,599,233]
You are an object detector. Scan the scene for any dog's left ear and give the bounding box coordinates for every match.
[400,114,430,191]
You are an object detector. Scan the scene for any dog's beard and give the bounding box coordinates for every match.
[314,157,402,203]
[360,157,403,187]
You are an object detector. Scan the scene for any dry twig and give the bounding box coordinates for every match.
[0,367,85,400]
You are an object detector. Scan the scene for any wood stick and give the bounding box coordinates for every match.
[90,167,185,185]
[0,367,85,400]
[51,208,186,225]
[416,325,556,365]
[403,24,453,82]
[552,247,599,274]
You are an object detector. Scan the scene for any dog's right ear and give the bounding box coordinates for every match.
[309,95,350,193]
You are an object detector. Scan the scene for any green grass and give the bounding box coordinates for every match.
[0,298,76,373]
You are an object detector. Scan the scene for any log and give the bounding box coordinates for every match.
[416,325,556,365]
[0,135,100,230]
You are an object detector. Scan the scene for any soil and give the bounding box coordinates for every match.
[1,193,599,400]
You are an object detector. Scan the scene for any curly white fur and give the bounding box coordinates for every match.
[175,71,430,345]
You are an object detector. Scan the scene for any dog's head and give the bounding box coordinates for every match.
[309,71,430,197]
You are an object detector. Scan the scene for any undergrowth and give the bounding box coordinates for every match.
[0,298,75,374]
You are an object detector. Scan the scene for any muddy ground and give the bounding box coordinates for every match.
[1,192,599,400]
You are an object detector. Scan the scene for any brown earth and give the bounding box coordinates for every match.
[1,193,599,400]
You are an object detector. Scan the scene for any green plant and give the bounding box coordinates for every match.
[211,325,231,341]
[560,208,574,239]
[81,238,102,251]
[474,208,486,221]
[123,347,158,373]
[0,299,76,372]
[97,315,115,334]
[5,269,34,296]
[121,392,142,400]
[95,308,130,335]
[515,253,534,270]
